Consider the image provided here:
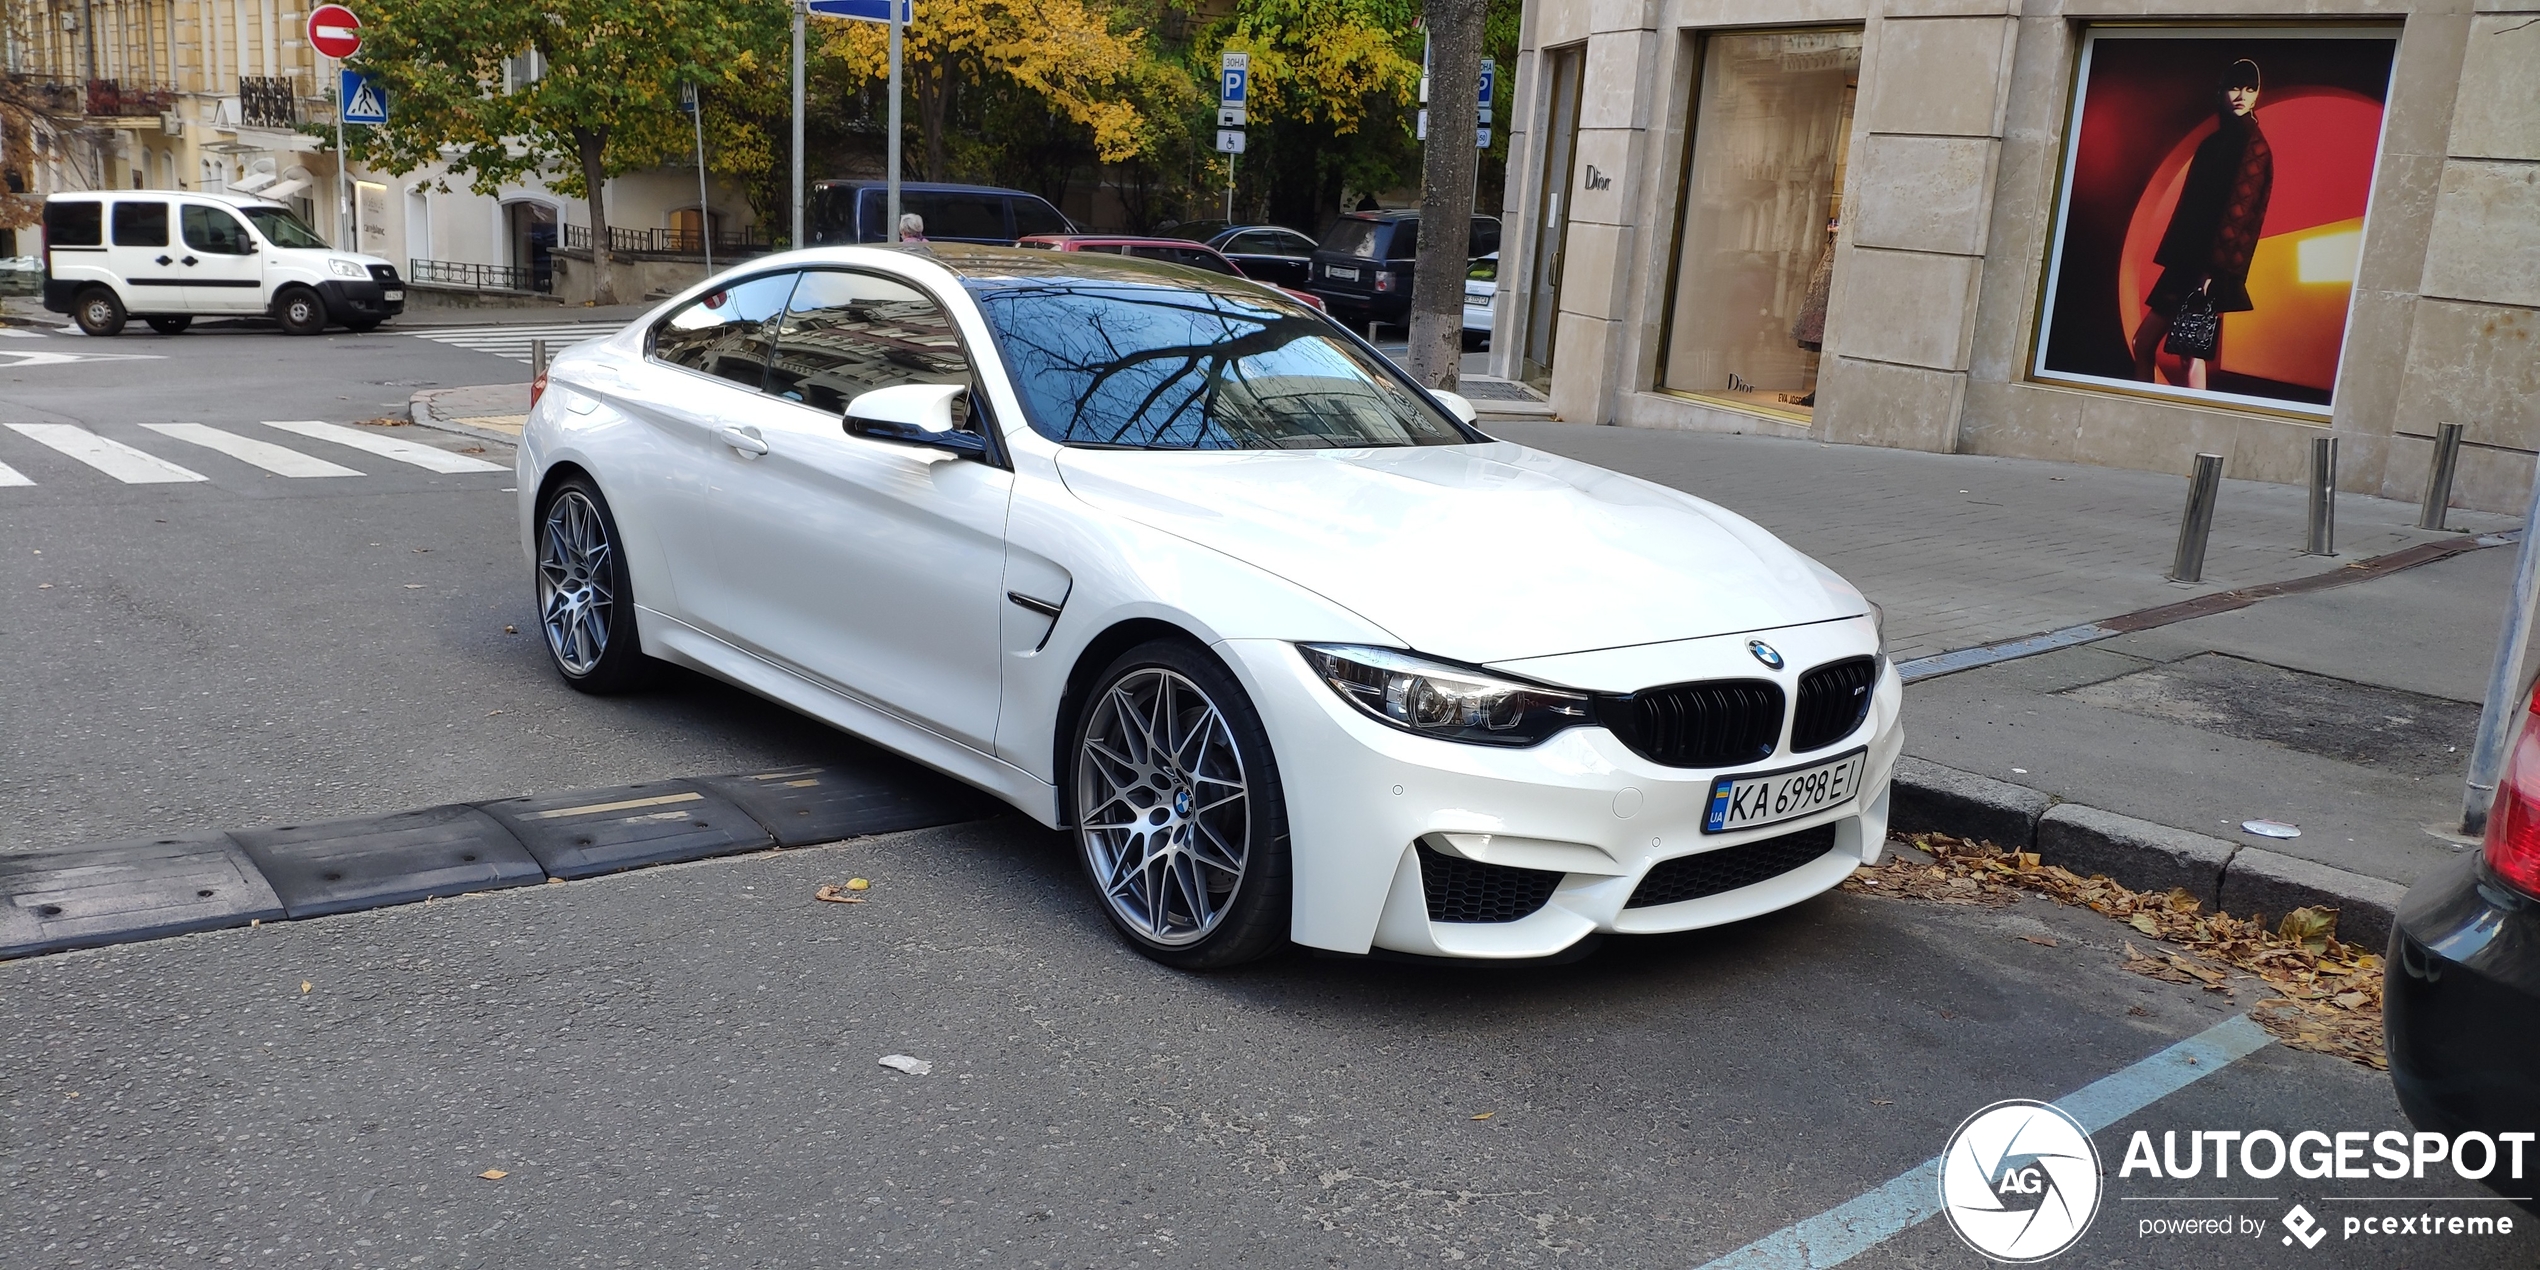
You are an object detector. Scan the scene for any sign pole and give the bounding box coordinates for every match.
[790,1,805,248]
[334,56,351,251]
[687,85,712,274]
[886,0,902,243]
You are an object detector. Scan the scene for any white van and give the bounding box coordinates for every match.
[40,190,404,336]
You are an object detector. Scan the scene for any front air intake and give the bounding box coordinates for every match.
[1625,822,1842,909]
[1415,842,1562,924]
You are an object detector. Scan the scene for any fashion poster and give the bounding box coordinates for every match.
[2034,29,2397,414]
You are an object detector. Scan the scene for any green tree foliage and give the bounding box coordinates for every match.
[345,0,787,301]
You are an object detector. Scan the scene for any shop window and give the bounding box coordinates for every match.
[1658,30,1860,419]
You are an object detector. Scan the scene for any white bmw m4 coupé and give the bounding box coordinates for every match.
[518,245,1902,968]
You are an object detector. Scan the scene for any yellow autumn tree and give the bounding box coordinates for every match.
[825,1,1147,181]
[1220,0,1420,138]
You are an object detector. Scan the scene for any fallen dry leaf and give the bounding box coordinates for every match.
[813,884,865,905]
[478,1169,508,1180]
[2019,935,2059,948]
[1854,833,2387,1069]
[300,981,312,994]
[1470,1112,1493,1121]
[846,878,871,891]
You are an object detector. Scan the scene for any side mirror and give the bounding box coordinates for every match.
[843,383,986,456]
[1431,390,1479,425]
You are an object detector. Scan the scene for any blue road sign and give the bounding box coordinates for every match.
[1478,58,1496,106]
[339,69,387,125]
[1221,66,1248,104]
[805,0,911,20]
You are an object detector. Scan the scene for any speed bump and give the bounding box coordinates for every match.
[697,764,998,847]
[233,805,543,918]
[0,832,284,958]
[476,780,774,879]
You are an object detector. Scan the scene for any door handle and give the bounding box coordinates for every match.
[155,255,173,266]
[181,255,199,266]
[718,424,769,456]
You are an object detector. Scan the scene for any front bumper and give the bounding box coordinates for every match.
[2387,851,2540,1182]
[1217,617,1901,959]
[316,278,406,323]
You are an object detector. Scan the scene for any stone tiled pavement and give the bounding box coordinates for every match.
[1489,421,2520,662]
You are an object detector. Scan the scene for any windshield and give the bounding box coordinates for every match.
[971,281,1477,450]
[240,207,328,249]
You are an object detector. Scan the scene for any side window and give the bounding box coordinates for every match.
[1384,220,1419,260]
[1009,197,1070,238]
[44,200,103,246]
[909,193,1008,241]
[180,205,254,255]
[1275,230,1317,254]
[763,270,972,418]
[112,201,169,247]
[1468,218,1501,258]
[650,271,798,390]
[1224,231,1276,255]
[1129,246,1235,276]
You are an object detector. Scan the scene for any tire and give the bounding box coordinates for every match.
[144,315,192,335]
[274,287,328,335]
[1071,639,1291,970]
[72,288,126,337]
[534,476,657,694]
[343,318,384,334]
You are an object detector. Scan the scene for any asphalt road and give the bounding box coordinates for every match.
[3,321,2528,1268]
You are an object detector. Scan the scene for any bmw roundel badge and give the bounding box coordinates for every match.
[1747,639,1784,670]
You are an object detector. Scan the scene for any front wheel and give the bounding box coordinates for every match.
[534,477,657,694]
[73,288,126,337]
[1072,640,1291,969]
[274,287,328,335]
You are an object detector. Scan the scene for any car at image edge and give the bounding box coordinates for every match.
[515,243,1902,970]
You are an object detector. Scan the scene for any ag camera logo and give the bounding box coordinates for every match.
[1939,1100,2103,1262]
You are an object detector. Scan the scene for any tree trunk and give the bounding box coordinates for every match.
[1405,0,1489,392]
[573,126,616,306]
[918,62,951,181]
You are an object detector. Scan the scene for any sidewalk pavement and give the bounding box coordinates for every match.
[410,382,529,442]
[1497,420,2523,943]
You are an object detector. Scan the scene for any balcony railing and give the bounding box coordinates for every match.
[86,79,177,117]
[410,258,550,293]
[560,223,776,256]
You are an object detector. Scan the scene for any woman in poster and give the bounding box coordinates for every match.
[2129,59,2273,390]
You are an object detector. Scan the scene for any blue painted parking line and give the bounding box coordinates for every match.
[1695,1014,2273,1270]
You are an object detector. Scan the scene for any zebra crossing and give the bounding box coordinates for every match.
[0,420,507,489]
[404,321,622,364]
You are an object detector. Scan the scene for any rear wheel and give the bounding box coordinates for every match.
[72,288,126,337]
[144,315,192,335]
[534,476,657,694]
[1071,640,1291,970]
[275,287,328,335]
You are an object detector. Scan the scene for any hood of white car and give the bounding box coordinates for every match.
[1055,441,1862,665]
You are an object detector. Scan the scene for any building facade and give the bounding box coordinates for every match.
[3,0,755,295]
[1490,1,2538,514]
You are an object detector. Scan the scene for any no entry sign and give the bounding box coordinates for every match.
[307,5,361,60]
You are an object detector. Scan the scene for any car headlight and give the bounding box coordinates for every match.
[1299,644,1592,747]
[327,258,368,279]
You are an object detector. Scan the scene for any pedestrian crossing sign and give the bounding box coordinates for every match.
[340,69,387,125]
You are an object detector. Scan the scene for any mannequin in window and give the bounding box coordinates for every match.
[1785,217,1837,407]
[2130,59,2272,390]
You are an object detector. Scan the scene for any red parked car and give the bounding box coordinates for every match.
[1015,235,1327,312]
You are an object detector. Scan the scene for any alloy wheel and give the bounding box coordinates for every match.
[1076,667,1252,946]
[536,489,615,676]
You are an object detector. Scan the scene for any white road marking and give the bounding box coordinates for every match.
[259,420,507,474]
[1695,1014,2273,1270]
[407,322,620,364]
[523,791,705,821]
[141,423,364,478]
[0,327,46,338]
[0,459,31,486]
[3,423,208,483]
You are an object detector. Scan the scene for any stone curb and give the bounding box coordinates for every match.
[1892,757,2409,949]
[406,391,523,447]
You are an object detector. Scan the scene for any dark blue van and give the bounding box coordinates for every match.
[805,181,1076,246]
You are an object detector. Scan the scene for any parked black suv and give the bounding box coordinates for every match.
[805,181,1075,246]
[1305,212,1501,331]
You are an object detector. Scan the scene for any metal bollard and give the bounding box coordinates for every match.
[2306,435,2338,556]
[2169,453,2225,583]
[530,338,549,380]
[2419,422,2464,531]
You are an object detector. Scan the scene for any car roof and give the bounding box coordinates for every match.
[45,189,282,208]
[1020,235,1220,250]
[918,243,1299,299]
[808,180,1044,197]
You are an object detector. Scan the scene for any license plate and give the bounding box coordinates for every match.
[1326,265,1359,281]
[1704,748,1866,834]
[383,289,404,302]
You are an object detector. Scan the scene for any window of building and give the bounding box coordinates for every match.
[1658,29,1860,419]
